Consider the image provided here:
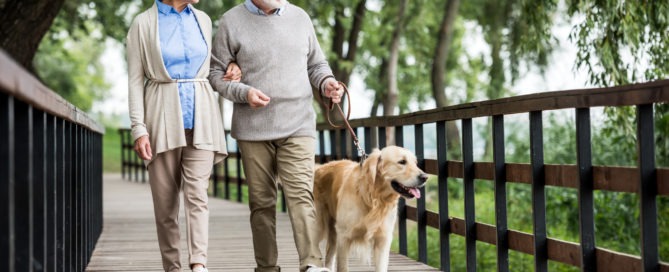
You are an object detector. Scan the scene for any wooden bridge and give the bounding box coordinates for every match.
[85,173,437,271]
[2,48,669,272]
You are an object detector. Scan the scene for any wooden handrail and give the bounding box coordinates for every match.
[0,49,104,134]
[318,79,669,130]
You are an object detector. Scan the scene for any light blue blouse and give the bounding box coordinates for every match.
[157,0,207,129]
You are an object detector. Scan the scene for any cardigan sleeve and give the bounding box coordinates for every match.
[126,18,149,142]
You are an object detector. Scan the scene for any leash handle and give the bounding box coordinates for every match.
[323,82,367,161]
[325,82,351,129]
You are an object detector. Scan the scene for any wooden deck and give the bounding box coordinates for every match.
[86,174,439,271]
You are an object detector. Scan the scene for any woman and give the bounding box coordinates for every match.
[127,0,239,271]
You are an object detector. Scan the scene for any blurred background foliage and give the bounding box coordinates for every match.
[2,0,667,270]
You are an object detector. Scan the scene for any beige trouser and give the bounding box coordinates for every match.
[238,137,323,272]
[147,130,213,272]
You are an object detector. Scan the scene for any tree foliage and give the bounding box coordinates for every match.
[567,0,669,86]
[34,18,109,112]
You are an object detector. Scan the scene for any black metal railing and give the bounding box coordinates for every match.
[120,80,669,271]
[0,50,104,272]
[314,80,669,271]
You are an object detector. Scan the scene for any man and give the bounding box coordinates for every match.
[208,0,343,271]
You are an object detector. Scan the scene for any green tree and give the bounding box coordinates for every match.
[33,19,109,112]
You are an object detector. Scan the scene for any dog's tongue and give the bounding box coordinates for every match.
[410,188,421,199]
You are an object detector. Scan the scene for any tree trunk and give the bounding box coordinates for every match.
[0,0,65,71]
[482,0,507,160]
[431,0,461,156]
[382,0,407,146]
[431,0,460,108]
[482,31,505,160]
[317,0,368,123]
[383,0,405,117]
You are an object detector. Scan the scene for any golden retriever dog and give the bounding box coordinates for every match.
[313,145,428,272]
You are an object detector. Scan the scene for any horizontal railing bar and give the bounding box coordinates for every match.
[404,206,669,271]
[423,160,669,196]
[317,79,669,130]
[0,50,104,134]
[119,129,669,197]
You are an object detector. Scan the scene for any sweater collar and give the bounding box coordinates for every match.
[244,0,285,16]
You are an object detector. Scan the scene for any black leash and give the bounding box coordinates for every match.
[323,82,367,164]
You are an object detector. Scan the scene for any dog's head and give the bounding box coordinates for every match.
[363,145,428,199]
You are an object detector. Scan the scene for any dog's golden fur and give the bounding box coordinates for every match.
[313,146,428,272]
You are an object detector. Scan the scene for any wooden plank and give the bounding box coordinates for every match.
[86,174,439,271]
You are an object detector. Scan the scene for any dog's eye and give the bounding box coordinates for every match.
[398,159,407,165]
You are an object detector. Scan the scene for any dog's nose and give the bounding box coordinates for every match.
[419,173,428,183]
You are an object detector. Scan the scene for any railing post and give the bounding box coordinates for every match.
[329,130,337,160]
[33,110,46,271]
[65,121,73,271]
[576,108,596,270]
[364,127,372,154]
[462,118,476,272]
[120,129,125,180]
[1,94,14,272]
[224,156,230,200]
[378,127,386,148]
[46,115,56,271]
[415,124,428,264]
[492,115,508,272]
[319,130,326,164]
[236,145,242,203]
[437,121,450,272]
[212,165,219,197]
[340,129,347,160]
[395,125,407,256]
[530,111,547,272]
[637,104,659,271]
[74,124,80,271]
[15,101,33,271]
[56,118,65,272]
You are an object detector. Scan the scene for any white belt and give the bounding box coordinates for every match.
[149,78,208,83]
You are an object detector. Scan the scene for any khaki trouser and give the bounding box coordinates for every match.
[148,130,213,272]
[238,137,323,272]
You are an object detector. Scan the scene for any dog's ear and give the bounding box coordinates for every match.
[363,148,382,183]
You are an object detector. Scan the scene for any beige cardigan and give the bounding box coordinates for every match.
[127,3,227,165]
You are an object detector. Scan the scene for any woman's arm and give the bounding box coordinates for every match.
[126,19,152,160]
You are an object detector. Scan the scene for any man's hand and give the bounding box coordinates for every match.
[247,88,270,108]
[223,62,242,82]
[134,135,152,160]
[323,78,343,104]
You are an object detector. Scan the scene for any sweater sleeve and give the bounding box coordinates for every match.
[209,17,252,103]
[305,18,334,96]
[126,18,149,142]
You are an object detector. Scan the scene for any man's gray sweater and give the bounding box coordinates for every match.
[209,3,334,141]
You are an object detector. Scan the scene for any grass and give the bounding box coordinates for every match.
[103,127,122,173]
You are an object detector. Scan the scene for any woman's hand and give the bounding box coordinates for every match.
[223,62,242,82]
[134,135,153,160]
